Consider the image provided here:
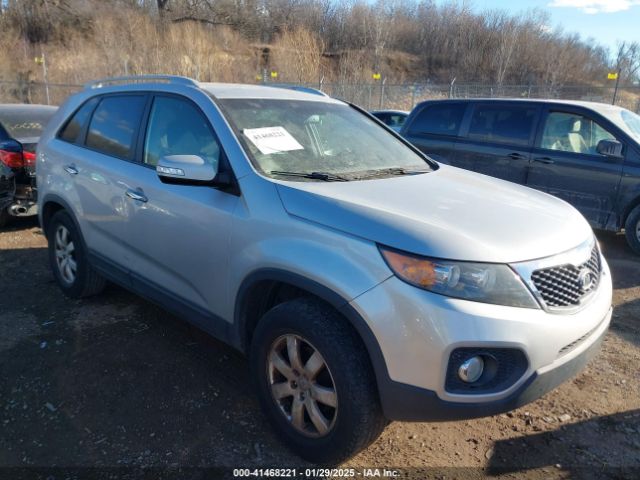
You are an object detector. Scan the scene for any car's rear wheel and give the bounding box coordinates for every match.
[250,297,387,464]
[47,210,106,298]
[625,205,640,255]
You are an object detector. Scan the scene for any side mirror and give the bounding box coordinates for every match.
[156,155,223,185]
[596,139,623,158]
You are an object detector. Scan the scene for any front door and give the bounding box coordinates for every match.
[124,94,239,321]
[527,108,624,228]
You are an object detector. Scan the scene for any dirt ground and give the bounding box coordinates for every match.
[0,217,638,479]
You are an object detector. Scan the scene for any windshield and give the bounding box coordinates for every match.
[620,110,640,143]
[0,107,56,140]
[218,99,431,180]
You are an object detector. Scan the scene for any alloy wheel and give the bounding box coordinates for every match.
[54,225,77,284]
[267,334,338,437]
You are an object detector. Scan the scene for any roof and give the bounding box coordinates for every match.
[417,97,628,113]
[200,83,343,103]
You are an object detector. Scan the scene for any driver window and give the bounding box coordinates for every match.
[144,96,220,168]
[541,112,617,155]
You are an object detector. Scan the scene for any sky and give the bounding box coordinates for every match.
[467,0,640,54]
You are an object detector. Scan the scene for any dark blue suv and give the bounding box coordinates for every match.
[401,99,640,253]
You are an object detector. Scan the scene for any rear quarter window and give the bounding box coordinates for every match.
[406,103,466,136]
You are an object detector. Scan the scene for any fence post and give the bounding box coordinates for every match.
[612,70,621,105]
[379,77,386,109]
[36,52,51,105]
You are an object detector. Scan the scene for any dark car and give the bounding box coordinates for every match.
[0,104,57,227]
[401,98,640,253]
[370,109,409,133]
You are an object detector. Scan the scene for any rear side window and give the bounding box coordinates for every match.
[58,98,99,144]
[407,103,466,136]
[467,104,538,146]
[86,95,147,159]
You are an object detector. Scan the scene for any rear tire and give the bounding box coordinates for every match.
[624,205,640,255]
[249,297,387,464]
[47,210,106,298]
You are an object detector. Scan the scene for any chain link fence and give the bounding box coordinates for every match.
[310,82,640,113]
[1,79,639,114]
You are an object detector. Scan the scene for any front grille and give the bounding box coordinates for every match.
[531,246,601,309]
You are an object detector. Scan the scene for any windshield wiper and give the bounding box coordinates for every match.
[270,170,350,182]
[354,167,431,179]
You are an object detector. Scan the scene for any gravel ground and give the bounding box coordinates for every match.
[0,217,638,479]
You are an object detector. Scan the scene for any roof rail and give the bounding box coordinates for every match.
[84,75,199,90]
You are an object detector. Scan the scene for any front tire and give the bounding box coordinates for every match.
[625,205,640,255]
[47,210,106,298]
[250,298,387,464]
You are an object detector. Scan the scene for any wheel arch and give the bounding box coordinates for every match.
[40,194,79,237]
[234,269,391,400]
[622,194,640,229]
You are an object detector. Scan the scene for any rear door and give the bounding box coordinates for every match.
[527,106,624,228]
[56,93,149,271]
[454,102,540,184]
[402,102,467,165]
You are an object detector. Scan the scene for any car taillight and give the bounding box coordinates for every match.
[23,151,36,168]
[0,149,24,168]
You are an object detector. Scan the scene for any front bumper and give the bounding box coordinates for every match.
[377,308,609,421]
[349,255,612,421]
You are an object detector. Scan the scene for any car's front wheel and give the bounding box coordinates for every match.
[250,297,387,464]
[625,204,640,255]
[47,210,106,298]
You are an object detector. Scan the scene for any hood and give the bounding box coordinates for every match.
[275,165,593,264]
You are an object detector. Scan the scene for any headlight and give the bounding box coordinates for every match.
[379,246,539,308]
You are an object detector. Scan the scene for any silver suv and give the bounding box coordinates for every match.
[37,76,613,464]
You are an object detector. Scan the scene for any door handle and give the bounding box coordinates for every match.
[533,157,555,164]
[125,189,148,203]
[64,165,78,175]
[508,152,526,160]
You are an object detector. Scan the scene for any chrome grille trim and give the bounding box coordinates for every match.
[511,237,603,314]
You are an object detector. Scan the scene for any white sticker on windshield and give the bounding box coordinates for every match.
[243,126,304,155]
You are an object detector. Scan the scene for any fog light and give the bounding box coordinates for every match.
[458,356,484,383]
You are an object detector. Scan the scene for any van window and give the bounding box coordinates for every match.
[407,103,466,136]
[143,96,220,168]
[541,112,617,155]
[467,105,537,146]
[86,95,147,159]
[58,98,99,144]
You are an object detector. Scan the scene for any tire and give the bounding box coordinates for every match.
[250,297,387,464]
[47,210,106,298]
[625,205,640,255]
[0,208,9,228]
